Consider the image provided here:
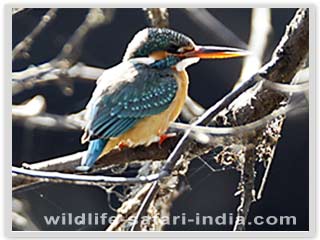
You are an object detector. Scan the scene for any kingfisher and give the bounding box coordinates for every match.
[77,28,248,171]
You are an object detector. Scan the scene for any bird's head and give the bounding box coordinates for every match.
[123,28,249,71]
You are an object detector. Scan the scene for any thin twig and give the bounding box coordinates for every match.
[184,8,248,48]
[181,96,205,121]
[257,152,273,200]
[233,144,256,231]
[12,8,58,60]
[12,8,27,15]
[12,9,113,95]
[12,63,104,95]
[12,95,46,117]
[55,8,114,65]
[171,102,305,136]
[12,166,161,186]
[143,8,169,28]
[130,181,159,231]
[106,183,154,231]
[235,8,272,88]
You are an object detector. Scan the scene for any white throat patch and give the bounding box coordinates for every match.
[175,57,200,71]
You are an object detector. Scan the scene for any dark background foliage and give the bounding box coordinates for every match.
[12,8,308,231]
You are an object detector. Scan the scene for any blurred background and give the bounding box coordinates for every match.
[12,8,309,231]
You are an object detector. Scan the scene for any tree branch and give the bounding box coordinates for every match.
[235,8,272,88]
[12,8,58,60]
[230,8,308,231]
[12,9,113,95]
[184,8,248,48]
[143,8,169,28]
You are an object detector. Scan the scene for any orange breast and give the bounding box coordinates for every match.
[100,70,189,156]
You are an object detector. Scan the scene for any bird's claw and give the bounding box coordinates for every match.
[159,133,177,145]
[118,141,128,150]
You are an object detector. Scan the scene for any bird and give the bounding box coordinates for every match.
[76,27,249,171]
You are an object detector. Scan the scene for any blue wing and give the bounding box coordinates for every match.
[82,60,178,142]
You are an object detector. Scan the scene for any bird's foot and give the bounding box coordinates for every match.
[118,141,128,150]
[159,133,177,145]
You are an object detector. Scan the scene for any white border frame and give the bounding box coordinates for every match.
[4,4,316,238]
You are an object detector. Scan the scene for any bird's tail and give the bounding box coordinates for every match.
[76,138,108,171]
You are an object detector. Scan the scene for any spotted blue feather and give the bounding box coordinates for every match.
[83,60,178,141]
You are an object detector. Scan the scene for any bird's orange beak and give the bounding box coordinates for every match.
[181,45,250,59]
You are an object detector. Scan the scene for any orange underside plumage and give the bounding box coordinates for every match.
[99,70,189,157]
